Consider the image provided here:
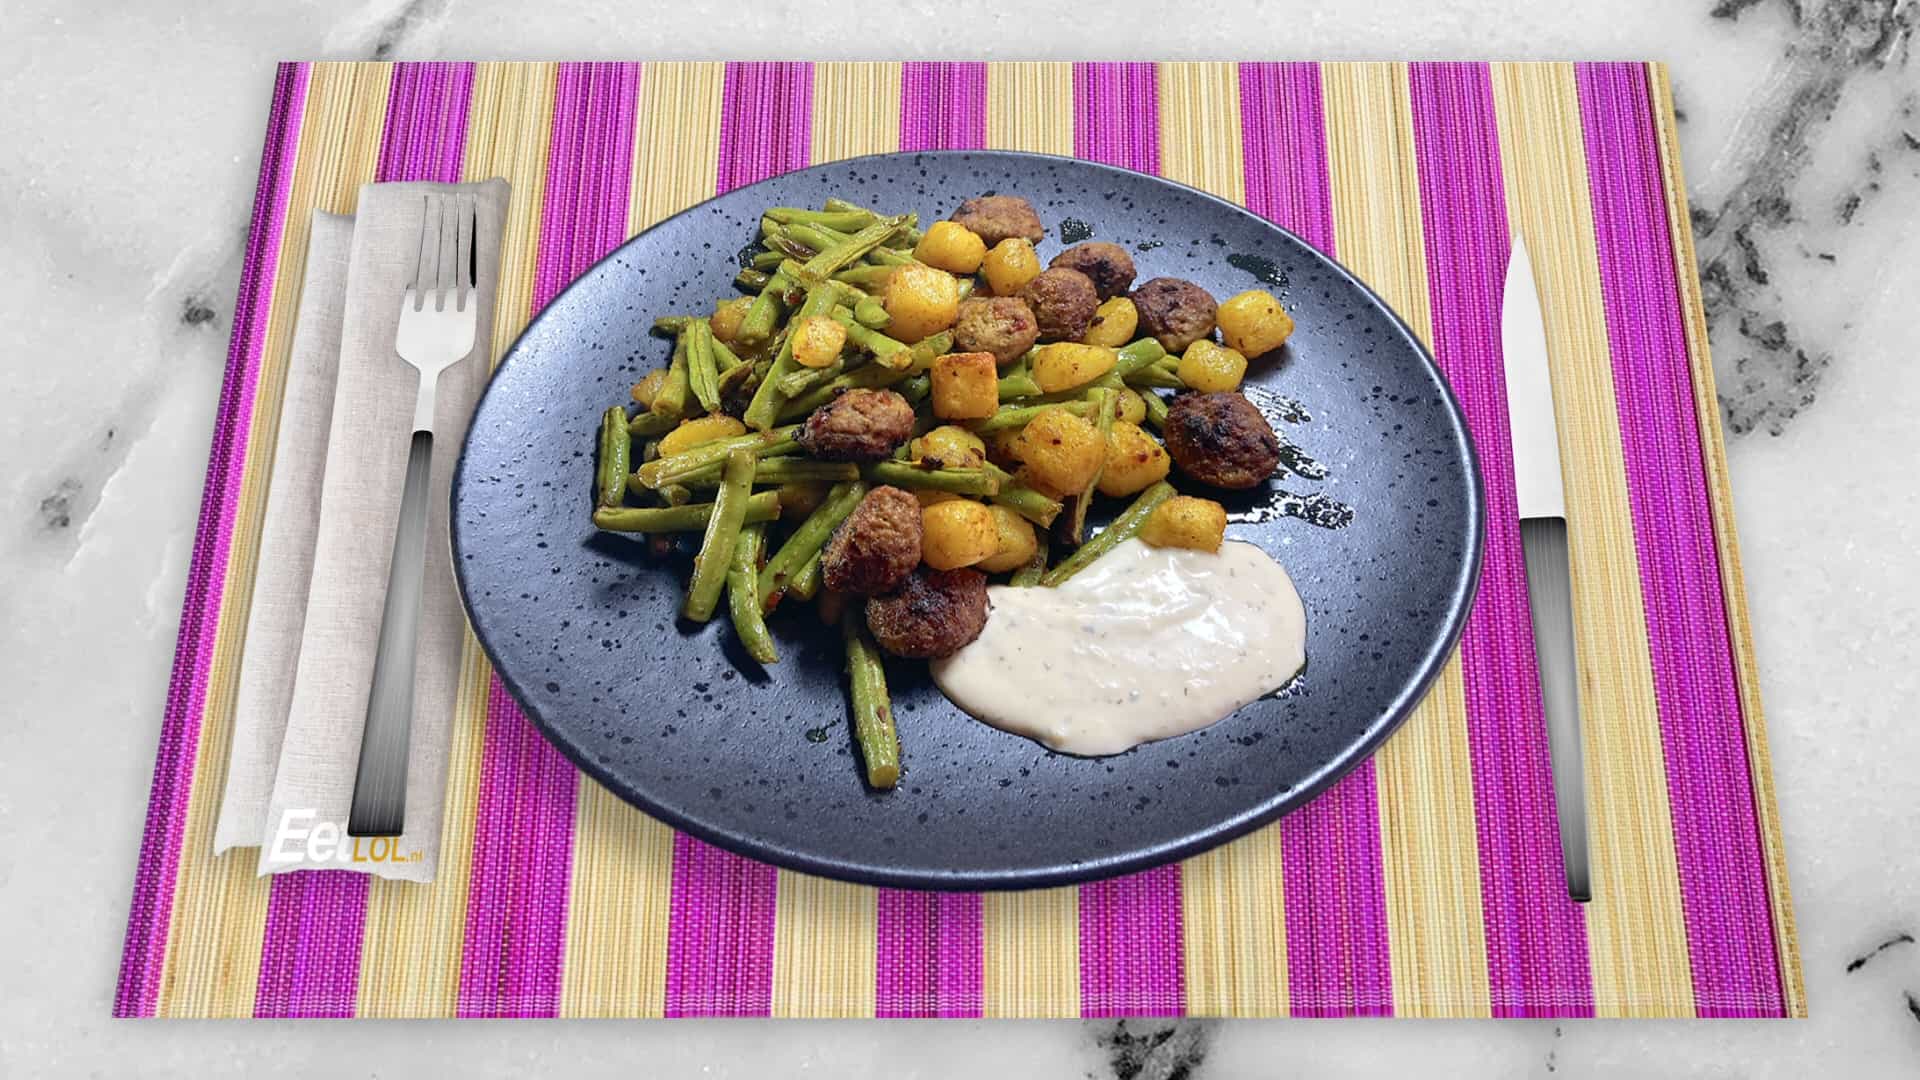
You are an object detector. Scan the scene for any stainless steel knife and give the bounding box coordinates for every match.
[1502,238,1592,903]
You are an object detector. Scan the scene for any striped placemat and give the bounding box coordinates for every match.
[115,61,1803,1019]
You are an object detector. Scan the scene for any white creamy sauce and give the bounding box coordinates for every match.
[930,538,1307,756]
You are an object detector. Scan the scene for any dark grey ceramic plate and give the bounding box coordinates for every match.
[452,151,1483,891]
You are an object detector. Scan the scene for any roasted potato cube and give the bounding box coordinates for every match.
[1031,342,1118,394]
[630,368,667,408]
[885,262,962,342]
[791,314,848,369]
[1081,296,1139,347]
[1112,387,1148,425]
[913,424,988,469]
[1098,420,1171,497]
[986,426,1026,467]
[710,296,752,344]
[975,505,1040,573]
[921,499,999,570]
[914,220,989,275]
[1139,495,1228,552]
[930,351,1000,420]
[658,414,747,457]
[1177,339,1249,393]
[1014,408,1105,497]
[1216,288,1295,356]
[981,237,1042,297]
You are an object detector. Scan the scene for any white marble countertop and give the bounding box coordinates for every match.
[3,0,1917,1075]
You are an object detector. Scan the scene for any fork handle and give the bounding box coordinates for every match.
[348,429,434,837]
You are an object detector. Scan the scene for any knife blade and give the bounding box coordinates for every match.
[1502,238,1592,903]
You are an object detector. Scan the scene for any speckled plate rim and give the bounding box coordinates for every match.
[451,149,1486,890]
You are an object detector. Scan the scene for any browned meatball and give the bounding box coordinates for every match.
[821,486,922,595]
[1049,242,1136,299]
[952,296,1040,366]
[1163,392,1283,490]
[949,194,1045,248]
[865,566,990,659]
[1020,267,1100,342]
[1132,277,1219,352]
[797,388,914,461]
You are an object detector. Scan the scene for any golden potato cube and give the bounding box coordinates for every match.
[1112,387,1148,425]
[1098,420,1171,497]
[1139,495,1228,552]
[1031,342,1118,394]
[630,368,667,408]
[921,499,999,570]
[710,296,752,344]
[1216,288,1295,357]
[914,220,989,275]
[791,314,848,369]
[930,351,999,420]
[913,424,987,468]
[1081,296,1139,347]
[1014,408,1105,497]
[975,505,1040,573]
[981,238,1041,297]
[884,262,962,343]
[1177,339,1249,393]
[985,426,1026,467]
[658,414,747,457]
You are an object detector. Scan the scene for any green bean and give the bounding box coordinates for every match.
[842,608,901,790]
[853,296,890,329]
[739,268,794,346]
[1009,528,1050,587]
[777,362,913,420]
[967,399,1096,434]
[955,276,976,301]
[832,264,897,289]
[635,426,801,488]
[765,233,817,262]
[726,523,779,664]
[985,463,1064,527]
[683,458,859,489]
[861,460,999,495]
[687,319,723,412]
[1124,358,1184,390]
[777,358,842,398]
[735,267,771,292]
[743,285,838,430]
[750,249,787,270]
[1143,388,1170,431]
[1063,387,1117,544]
[710,335,746,374]
[641,439,661,463]
[628,409,678,438]
[1040,481,1174,586]
[831,306,910,367]
[905,330,953,371]
[1114,337,1169,377]
[660,483,694,506]
[591,491,781,533]
[759,480,865,610]
[651,332,692,422]
[900,373,931,405]
[764,207,877,232]
[997,369,1043,401]
[597,406,630,508]
[652,314,693,336]
[1009,371,1126,407]
[795,215,914,277]
[788,549,823,602]
[684,449,756,622]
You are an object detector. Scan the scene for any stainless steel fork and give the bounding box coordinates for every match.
[348,193,480,837]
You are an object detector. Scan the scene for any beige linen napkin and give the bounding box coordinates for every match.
[214,180,508,882]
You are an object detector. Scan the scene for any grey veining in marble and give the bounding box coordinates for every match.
[2,0,1917,1077]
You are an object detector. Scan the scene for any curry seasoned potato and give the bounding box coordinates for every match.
[1098,420,1171,497]
[1177,339,1249,393]
[985,426,1026,467]
[658,414,747,457]
[914,220,989,275]
[981,237,1042,297]
[1081,296,1139,348]
[885,262,962,342]
[630,368,667,408]
[1138,494,1228,552]
[710,296,752,344]
[1030,342,1118,394]
[975,504,1040,573]
[1112,387,1148,425]
[1216,288,1296,357]
[914,424,988,468]
[930,351,1000,420]
[1015,408,1106,497]
[791,314,848,369]
[921,499,999,570]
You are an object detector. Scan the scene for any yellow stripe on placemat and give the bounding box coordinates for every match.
[1489,61,1695,1017]
[982,887,1081,1017]
[771,871,878,1017]
[1154,60,1290,1018]
[357,60,558,1018]
[1642,62,1804,1017]
[154,61,394,1019]
[986,63,1074,156]
[557,61,725,1018]
[812,61,902,164]
[1321,61,1491,1018]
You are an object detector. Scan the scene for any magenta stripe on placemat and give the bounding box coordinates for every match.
[458,62,639,1019]
[660,61,812,1018]
[1575,61,1783,1018]
[1238,60,1395,1017]
[875,891,983,1017]
[1073,62,1160,174]
[1070,68,1185,1017]
[901,62,986,152]
[114,61,309,1019]
[250,60,475,1020]
[1408,61,1596,1017]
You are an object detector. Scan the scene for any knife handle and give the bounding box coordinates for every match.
[1520,516,1592,903]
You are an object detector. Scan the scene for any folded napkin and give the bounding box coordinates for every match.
[213,180,509,882]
